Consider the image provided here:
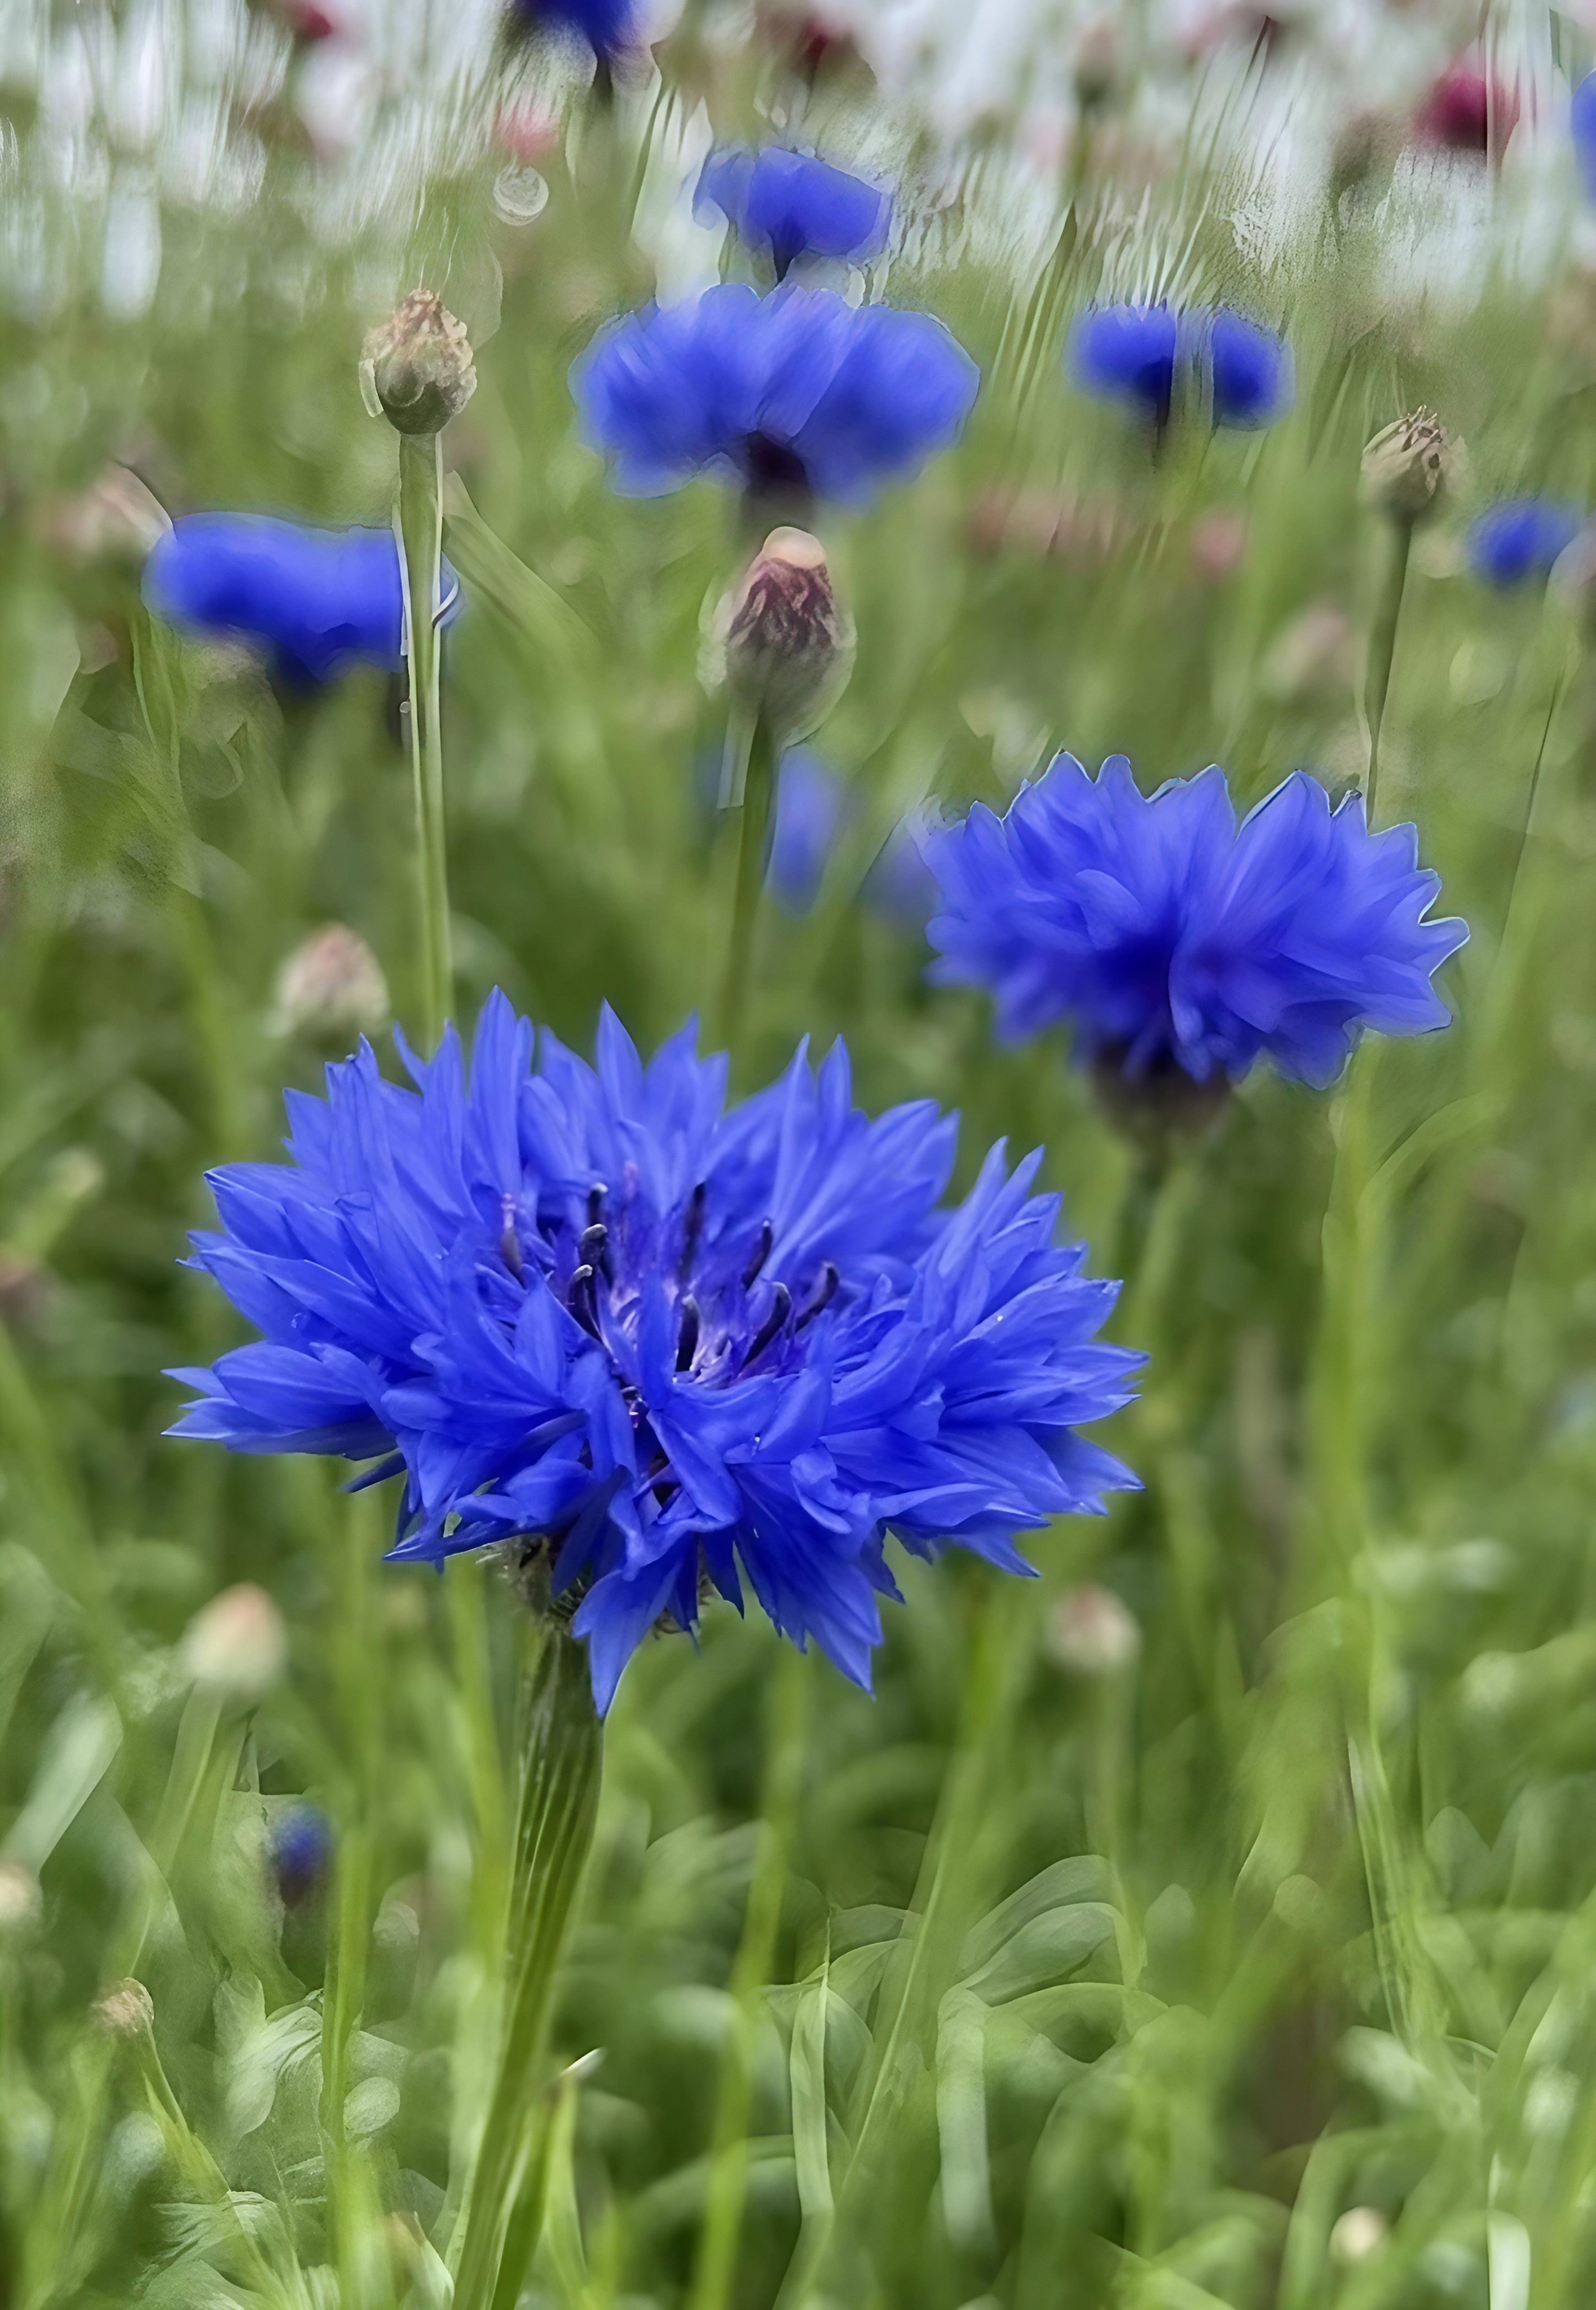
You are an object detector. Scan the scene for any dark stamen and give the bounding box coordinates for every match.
[678,1180,707,1280]
[794,1260,839,1331]
[676,1295,701,1373]
[742,1219,773,1291]
[499,1193,523,1280]
[567,1264,600,1338]
[579,1222,613,1284]
[587,1182,607,1228]
[744,1280,791,1368]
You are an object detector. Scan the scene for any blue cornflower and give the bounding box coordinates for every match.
[514,0,634,60]
[767,751,850,912]
[1465,499,1583,588]
[1068,303,1180,420]
[170,998,1140,1710]
[143,514,461,686]
[571,282,979,506]
[1067,303,1293,431]
[270,1805,332,1905]
[695,146,891,278]
[1207,310,1294,427]
[925,755,1466,1091]
[1576,72,1596,200]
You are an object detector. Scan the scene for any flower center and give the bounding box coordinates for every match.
[500,1179,842,1401]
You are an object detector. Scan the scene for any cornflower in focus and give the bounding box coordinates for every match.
[924,755,1466,1114]
[695,146,890,279]
[1465,499,1583,587]
[170,997,1141,1709]
[571,284,978,518]
[1067,303,1293,433]
[143,514,461,685]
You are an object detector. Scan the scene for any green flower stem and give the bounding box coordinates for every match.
[689,1643,813,2310]
[787,1584,1030,2309]
[715,709,779,1071]
[450,1621,603,2310]
[1361,512,1414,826]
[394,430,453,1051]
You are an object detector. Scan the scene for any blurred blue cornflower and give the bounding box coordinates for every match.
[170,997,1140,1709]
[925,755,1466,1092]
[143,514,462,686]
[764,756,941,927]
[695,146,891,278]
[1464,499,1583,588]
[767,750,850,911]
[270,1805,332,1906]
[514,0,633,61]
[1576,72,1596,200]
[1068,302,1293,431]
[571,282,978,506]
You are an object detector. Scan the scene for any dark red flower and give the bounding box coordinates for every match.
[1413,60,1519,157]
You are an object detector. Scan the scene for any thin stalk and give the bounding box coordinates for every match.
[715,710,779,1068]
[1361,513,1413,825]
[689,1645,813,2310]
[449,1622,603,2310]
[785,1585,1028,2309]
[394,430,453,1050]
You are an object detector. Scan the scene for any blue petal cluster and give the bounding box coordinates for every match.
[571,282,979,504]
[143,514,461,686]
[1465,499,1582,587]
[695,146,890,276]
[1068,303,1293,430]
[170,999,1140,1709]
[925,756,1467,1090]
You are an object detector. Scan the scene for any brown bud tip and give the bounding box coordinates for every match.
[722,528,854,740]
[360,290,477,437]
[272,924,390,1043]
[95,1978,156,2037]
[1359,409,1461,524]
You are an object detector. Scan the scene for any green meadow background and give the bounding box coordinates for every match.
[5,8,1596,2305]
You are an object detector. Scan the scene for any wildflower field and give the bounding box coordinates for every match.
[8,1,1596,2304]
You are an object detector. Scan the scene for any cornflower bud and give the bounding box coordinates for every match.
[180,1583,288,1705]
[721,527,854,742]
[95,1977,156,2038]
[271,923,390,1042]
[1045,1581,1142,1676]
[360,290,477,437]
[0,1858,42,1934]
[1359,410,1461,525]
[1329,2207,1388,2265]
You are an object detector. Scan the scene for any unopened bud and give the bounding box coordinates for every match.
[1262,597,1354,701]
[272,924,390,1042]
[96,1977,156,2037]
[360,290,477,437]
[1359,410,1461,525]
[1329,2207,1388,2265]
[721,528,854,740]
[1045,1582,1142,1676]
[42,464,170,567]
[181,1583,288,1705]
[0,1859,42,1934]
[1073,16,1121,109]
